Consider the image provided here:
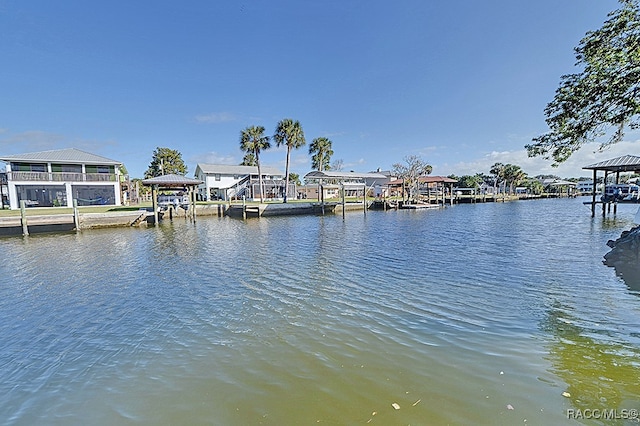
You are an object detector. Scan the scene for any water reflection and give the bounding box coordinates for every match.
[543,302,640,416]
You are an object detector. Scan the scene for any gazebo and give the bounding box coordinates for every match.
[583,155,640,217]
[141,174,204,224]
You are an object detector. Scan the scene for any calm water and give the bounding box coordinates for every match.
[1,198,639,425]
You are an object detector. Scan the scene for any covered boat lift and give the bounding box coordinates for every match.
[583,155,640,217]
[141,174,203,224]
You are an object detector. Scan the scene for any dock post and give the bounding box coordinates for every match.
[152,185,159,226]
[20,200,28,236]
[73,199,80,231]
[242,195,246,220]
[192,188,197,223]
[341,184,345,219]
[362,185,366,216]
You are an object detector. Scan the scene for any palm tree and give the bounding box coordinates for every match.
[240,126,271,202]
[309,137,333,171]
[273,119,305,203]
[240,152,257,166]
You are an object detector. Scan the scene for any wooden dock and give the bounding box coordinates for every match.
[0,210,152,236]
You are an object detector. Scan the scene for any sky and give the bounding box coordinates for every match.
[1,0,637,180]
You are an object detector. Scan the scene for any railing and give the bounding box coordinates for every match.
[8,171,117,182]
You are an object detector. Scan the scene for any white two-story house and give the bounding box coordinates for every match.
[0,148,123,209]
[194,164,288,201]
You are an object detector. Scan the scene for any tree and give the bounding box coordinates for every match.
[527,0,640,165]
[490,162,506,193]
[523,177,545,195]
[273,118,305,202]
[288,172,301,186]
[331,159,344,171]
[240,126,271,202]
[502,164,527,194]
[144,147,187,178]
[240,152,257,166]
[309,137,333,171]
[392,155,433,203]
[454,174,483,189]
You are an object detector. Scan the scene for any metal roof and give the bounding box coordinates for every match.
[196,163,284,176]
[583,155,640,172]
[304,171,387,180]
[0,148,121,165]
[388,175,458,185]
[141,174,203,186]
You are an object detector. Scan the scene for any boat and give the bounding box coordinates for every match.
[601,184,640,203]
[157,193,190,211]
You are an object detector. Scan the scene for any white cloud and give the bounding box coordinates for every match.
[191,151,237,165]
[437,140,640,178]
[194,112,237,124]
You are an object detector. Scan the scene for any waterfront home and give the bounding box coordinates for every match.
[296,184,340,200]
[0,148,123,210]
[576,180,601,195]
[194,164,288,201]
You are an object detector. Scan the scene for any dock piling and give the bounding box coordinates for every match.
[20,200,28,236]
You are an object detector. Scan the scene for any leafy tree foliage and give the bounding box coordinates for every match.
[527,0,640,164]
[392,155,433,203]
[309,137,333,171]
[144,147,187,178]
[240,152,257,166]
[452,174,483,189]
[522,177,545,195]
[240,126,271,202]
[503,164,527,194]
[288,172,301,186]
[273,118,305,202]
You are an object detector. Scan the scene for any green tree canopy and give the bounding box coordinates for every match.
[309,137,333,171]
[454,174,483,189]
[240,125,271,202]
[288,172,301,186]
[144,147,187,179]
[240,152,257,166]
[273,118,305,202]
[527,0,640,165]
[502,164,527,194]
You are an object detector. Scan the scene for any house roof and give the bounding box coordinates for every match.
[388,175,458,185]
[583,155,640,172]
[304,170,388,180]
[196,163,284,176]
[141,174,203,187]
[0,148,121,165]
[540,178,576,187]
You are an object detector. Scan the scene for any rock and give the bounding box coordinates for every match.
[604,226,640,290]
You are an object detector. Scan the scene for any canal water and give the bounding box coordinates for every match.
[1,198,639,425]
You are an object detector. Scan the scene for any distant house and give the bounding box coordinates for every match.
[296,184,340,200]
[194,164,288,201]
[0,148,123,210]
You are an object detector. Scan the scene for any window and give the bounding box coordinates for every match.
[215,174,221,181]
[233,175,239,180]
[72,185,116,206]
[16,185,66,207]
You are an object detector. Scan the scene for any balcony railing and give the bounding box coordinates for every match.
[8,171,117,182]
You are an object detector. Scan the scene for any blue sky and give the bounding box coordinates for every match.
[1,0,636,179]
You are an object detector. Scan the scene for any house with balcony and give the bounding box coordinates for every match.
[0,148,123,209]
[194,164,288,201]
